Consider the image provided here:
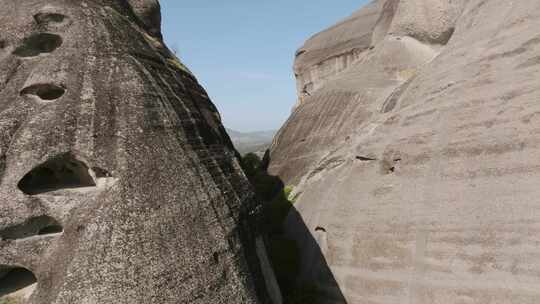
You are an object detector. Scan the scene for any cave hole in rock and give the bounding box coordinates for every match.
[38,224,63,235]
[0,215,63,240]
[12,33,62,57]
[20,83,65,101]
[34,12,67,25]
[18,153,96,195]
[212,252,220,264]
[0,40,5,49]
[0,266,37,298]
[315,226,327,233]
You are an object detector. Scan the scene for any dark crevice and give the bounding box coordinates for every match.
[212,252,220,264]
[91,167,112,178]
[315,226,327,233]
[0,40,5,49]
[439,27,455,45]
[295,49,306,57]
[12,33,63,58]
[240,153,346,302]
[356,156,377,161]
[382,77,414,113]
[20,83,66,101]
[18,153,96,195]
[0,267,37,298]
[0,215,63,240]
[38,225,63,235]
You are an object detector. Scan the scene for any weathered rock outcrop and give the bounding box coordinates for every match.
[0,1,270,303]
[293,1,382,107]
[270,0,540,303]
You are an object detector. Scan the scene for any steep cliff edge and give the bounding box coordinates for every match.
[0,1,270,303]
[270,0,540,303]
[293,1,383,107]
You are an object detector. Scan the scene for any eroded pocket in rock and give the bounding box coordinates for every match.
[17,154,117,195]
[20,83,65,101]
[18,154,96,195]
[0,215,63,240]
[12,33,62,57]
[0,266,37,300]
[34,12,67,25]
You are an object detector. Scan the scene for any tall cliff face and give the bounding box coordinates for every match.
[293,1,383,107]
[270,0,540,303]
[0,1,268,303]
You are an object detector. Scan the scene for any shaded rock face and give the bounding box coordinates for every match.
[126,0,162,38]
[270,0,540,303]
[0,1,268,303]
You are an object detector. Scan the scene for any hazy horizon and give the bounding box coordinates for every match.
[160,1,369,132]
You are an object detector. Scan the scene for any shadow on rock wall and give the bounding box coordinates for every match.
[241,152,347,304]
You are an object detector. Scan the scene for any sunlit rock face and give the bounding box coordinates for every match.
[270,0,540,303]
[293,1,383,108]
[0,1,268,303]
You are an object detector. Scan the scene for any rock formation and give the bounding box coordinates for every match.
[270,0,540,303]
[0,1,271,303]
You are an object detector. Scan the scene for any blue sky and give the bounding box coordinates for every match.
[160,1,369,132]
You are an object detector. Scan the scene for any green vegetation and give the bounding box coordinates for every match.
[240,153,294,233]
[240,153,317,303]
[240,153,282,201]
[166,57,193,75]
[265,186,295,234]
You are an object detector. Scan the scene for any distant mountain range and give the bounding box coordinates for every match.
[226,128,276,156]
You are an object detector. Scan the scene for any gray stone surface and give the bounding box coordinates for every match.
[0,1,269,303]
[270,0,540,303]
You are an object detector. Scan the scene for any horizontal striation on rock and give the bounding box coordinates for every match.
[270,0,540,303]
[0,1,270,304]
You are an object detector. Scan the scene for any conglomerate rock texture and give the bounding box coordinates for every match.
[0,1,269,303]
[270,0,540,303]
